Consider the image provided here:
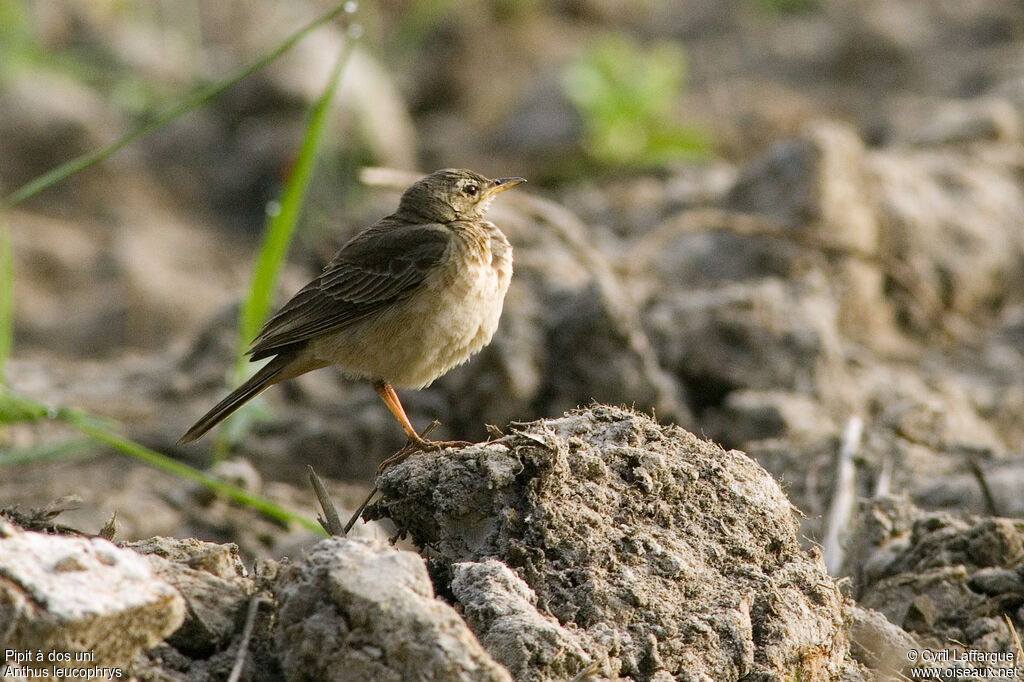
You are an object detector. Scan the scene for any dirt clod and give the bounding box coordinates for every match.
[367,405,871,681]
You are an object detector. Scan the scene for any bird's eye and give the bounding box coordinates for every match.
[463,184,478,196]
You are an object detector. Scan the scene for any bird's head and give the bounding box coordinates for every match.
[398,168,526,222]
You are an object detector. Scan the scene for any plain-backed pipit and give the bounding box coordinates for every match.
[180,169,525,458]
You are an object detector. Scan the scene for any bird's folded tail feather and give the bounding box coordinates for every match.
[178,354,292,444]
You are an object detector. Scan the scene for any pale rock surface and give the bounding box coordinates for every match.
[0,521,185,677]
[274,537,511,682]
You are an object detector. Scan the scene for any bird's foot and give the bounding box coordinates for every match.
[376,438,473,475]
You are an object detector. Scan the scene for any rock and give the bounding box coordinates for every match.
[0,72,124,194]
[492,70,582,171]
[645,275,843,397]
[886,97,1021,146]
[367,405,870,681]
[717,117,1024,356]
[544,282,683,420]
[845,498,1024,661]
[728,121,879,255]
[861,567,979,638]
[867,142,1024,338]
[119,542,282,682]
[0,521,185,676]
[450,560,592,681]
[723,121,898,350]
[126,536,248,581]
[126,537,253,657]
[704,389,838,445]
[843,605,919,678]
[274,537,511,682]
[969,567,1024,597]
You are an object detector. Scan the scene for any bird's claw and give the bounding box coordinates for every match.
[376,438,474,475]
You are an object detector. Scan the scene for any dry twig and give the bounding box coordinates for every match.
[823,416,863,575]
[343,485,378,536]
[342,420,441,535]
[568,661,601,682]
[308,465,345,536]
[1005,614,1024,666]
[227,594,266,682]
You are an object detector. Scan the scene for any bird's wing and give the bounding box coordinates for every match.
[247,219,451,360]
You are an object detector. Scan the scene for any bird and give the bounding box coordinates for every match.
[179,168,525,461]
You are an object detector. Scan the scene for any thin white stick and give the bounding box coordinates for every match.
[823,416,863,575]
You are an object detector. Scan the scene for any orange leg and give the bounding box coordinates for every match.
[371,380,472,473]
[372,380,428,446]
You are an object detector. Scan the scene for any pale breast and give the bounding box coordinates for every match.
[310,222,513,388]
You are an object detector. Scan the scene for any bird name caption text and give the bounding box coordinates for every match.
[3,649,123,679]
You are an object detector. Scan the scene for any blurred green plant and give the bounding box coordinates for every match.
[563,36,710,168]
[215,37,357,458]
[0,0,46,81]
[0,387,322,532]
[0,437,97,466]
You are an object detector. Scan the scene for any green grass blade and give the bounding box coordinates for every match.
[0,388,323,534]
[67,413,324,534]
[216,37,357,456]
[0,385,48,423]
[0,437,97,466]
[0,2,352,211]
[236,38,357,358]
[0,223,12,383]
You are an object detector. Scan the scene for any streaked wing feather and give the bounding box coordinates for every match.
[248,219,450,360]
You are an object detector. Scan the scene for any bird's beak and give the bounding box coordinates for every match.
[484,177,527,197]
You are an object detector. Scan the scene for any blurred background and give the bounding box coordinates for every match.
[1,0,1024,563]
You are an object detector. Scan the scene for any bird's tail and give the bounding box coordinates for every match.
[178,355,291,444]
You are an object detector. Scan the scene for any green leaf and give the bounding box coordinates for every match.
[563,35,710,168]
